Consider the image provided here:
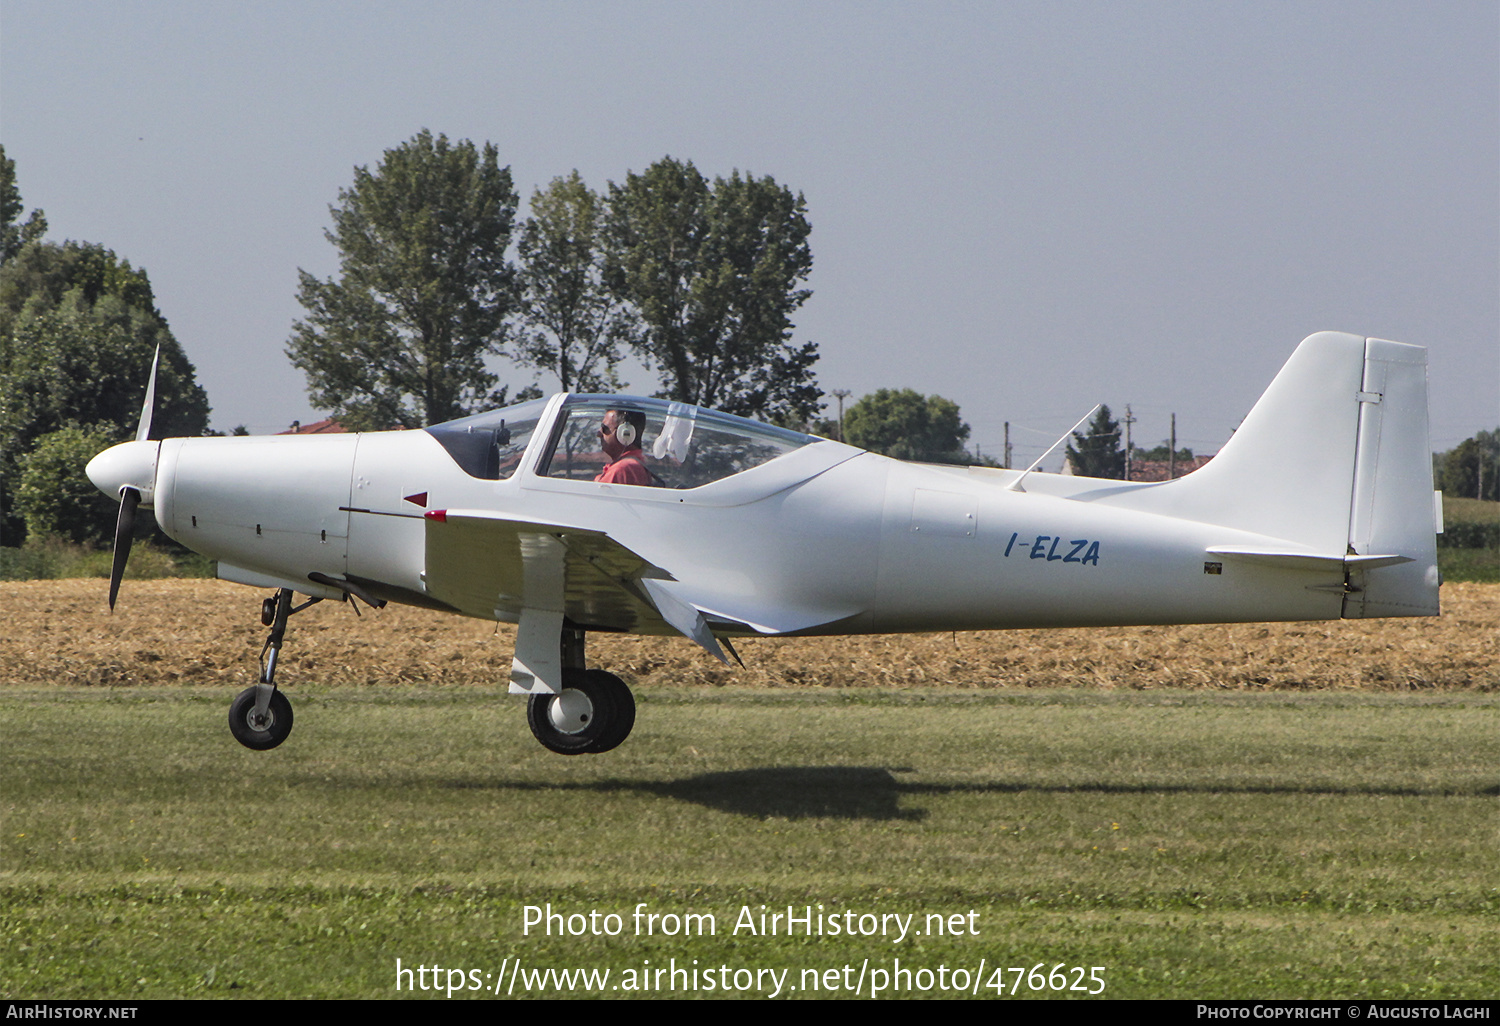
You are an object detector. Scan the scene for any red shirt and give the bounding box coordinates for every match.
[594,450,654,486]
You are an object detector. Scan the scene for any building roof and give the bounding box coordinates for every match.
[1126,454,1214,482]
[278,418,348,435]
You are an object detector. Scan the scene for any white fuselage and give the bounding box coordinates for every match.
[145,425,1345,637]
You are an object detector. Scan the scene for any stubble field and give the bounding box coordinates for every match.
[2,579,1496,1000]
[2,578,1495,692]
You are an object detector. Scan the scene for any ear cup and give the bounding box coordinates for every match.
[615,420,636,447]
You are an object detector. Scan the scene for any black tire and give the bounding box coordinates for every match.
[583,670,635,754]
[228,687,294,751]
[527,668,615,755]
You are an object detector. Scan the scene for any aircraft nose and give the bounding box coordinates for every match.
[87,440,159,505]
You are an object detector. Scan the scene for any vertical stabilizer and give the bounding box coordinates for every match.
[1140,331,1367,553]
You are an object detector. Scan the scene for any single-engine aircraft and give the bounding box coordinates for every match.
[86,332,1441,755]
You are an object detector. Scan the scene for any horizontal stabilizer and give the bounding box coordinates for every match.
[1206,546,1413,573]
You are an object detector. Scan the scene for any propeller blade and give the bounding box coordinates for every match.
[135,345,160,443]
[108,487,140,611]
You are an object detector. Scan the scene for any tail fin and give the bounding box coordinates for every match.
[1123,332,1439,617]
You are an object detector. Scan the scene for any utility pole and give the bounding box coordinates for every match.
[1169,413,1177,480]
[1004,421,1012,469]
[1122,404,1136,481]
[830,389,851,443]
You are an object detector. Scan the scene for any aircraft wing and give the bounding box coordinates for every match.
[422,509,682,636]
[424,509,860,683]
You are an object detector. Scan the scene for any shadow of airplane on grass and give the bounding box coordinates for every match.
[433,767,1497,822]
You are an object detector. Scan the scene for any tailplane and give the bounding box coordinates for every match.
[1114,332,1440,617]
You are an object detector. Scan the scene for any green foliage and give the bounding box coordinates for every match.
[1437,429,1499,501]
[287,130,529,430]
[1437,497,1500,581]
[0,239,159,339]
[1,282,208,450]
[0,144,47,264]
[604,157,820,423]
[515,171,628,392]
[1131,441,1194,462]
[842,388,974,464]
[1067,404,1125,479]
[1439,521,1500,549]
[1437,547,1500,583]
[12,426,119,545]
[0,536,193,581]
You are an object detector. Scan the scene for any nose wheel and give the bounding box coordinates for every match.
[229,686,294,750]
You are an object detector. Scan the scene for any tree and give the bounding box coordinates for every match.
[1439,430,1499,501]
[1132,441,1194,462]
[603,157,820,423]
[287,130,528,430]
[1,239,161,342]
[13,425,120,545]
[1,238,211,545]
[1066,404,1125,478]
[841,389,974,464]
[514,171,628,392]
[0,144,48,264]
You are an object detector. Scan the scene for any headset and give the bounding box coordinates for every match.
[610,409,644,449]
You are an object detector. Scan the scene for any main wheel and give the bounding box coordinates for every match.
[527,668,617,755]
[229,687,294,751]
[583,670,635,754]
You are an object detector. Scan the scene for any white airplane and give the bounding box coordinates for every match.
[86,331,1441,755]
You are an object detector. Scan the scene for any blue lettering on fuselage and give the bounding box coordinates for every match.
[1009,532,1100,566]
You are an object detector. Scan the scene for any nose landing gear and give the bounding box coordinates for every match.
[228,588,321,751]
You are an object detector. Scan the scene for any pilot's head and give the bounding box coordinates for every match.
[600,408,646,458]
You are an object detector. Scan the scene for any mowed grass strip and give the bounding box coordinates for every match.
[2,687,1496,999]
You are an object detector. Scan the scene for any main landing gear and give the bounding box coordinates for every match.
[525,627,637,755]
[228,588,321,751]
[526,668,636,755]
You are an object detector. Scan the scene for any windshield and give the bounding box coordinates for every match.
[540,396,816,489]
[425,398,549,480]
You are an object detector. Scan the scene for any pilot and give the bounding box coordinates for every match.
[595,408,655,486]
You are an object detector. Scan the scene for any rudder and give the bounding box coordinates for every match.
[1343,338,1440,617]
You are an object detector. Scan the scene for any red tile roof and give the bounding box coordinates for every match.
[278,418,348,435]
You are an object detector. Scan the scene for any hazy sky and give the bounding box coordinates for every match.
[2,1,1495,466]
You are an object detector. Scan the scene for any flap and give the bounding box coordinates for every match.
[424,509,675,633]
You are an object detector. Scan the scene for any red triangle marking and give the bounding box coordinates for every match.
[404,492,428,507]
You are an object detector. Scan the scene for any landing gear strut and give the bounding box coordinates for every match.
[228,588,321,751]
[525,628,636,755]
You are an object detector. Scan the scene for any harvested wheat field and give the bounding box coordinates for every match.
[2,578,1493,691]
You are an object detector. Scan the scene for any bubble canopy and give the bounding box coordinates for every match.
[425,395,817,487]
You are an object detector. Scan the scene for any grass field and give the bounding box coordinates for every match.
[2,581,1496,1000]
